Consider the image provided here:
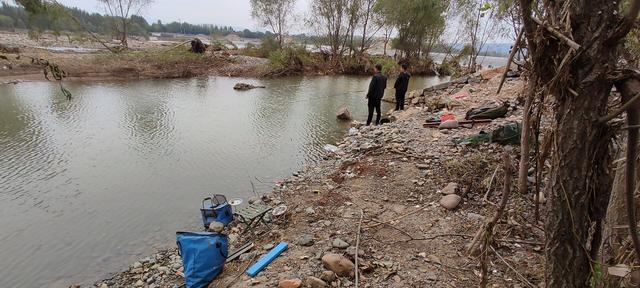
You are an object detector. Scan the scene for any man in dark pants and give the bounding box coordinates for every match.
[393,63,411,111]
[366,64,387,126]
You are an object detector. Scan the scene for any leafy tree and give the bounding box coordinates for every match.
[375,0,447,58]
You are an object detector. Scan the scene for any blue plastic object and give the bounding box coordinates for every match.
[176,231,229,288]
[201,195,234,228]
[246,242,288,277]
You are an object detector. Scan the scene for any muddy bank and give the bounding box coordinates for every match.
[92,70,544,288]
[0,47,269,83]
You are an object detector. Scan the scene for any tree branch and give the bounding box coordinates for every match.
[531,16,581,50]
[598,92,640,123]
[497,27,525,95]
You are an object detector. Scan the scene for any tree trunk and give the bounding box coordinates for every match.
[518,77,535,195]
[544,80,614,287]
[517,0,632,286]
[383,40,388,56]
[603,148,630,260]
[121,18,128,48]
[360,1,370,55]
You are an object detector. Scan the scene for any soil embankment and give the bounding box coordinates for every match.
[0,31,269,83]
[95,69,545,288]
[0,47,269,83]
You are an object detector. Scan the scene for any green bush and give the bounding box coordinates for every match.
[239,36,281,58]
[0,15,13,28]
[438,57,462,76]
[371,55,397,76]
[267,45,311,74]
[27,29,41,41]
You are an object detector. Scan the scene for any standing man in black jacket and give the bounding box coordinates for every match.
[393,63,411,111]
[366,64,387,126]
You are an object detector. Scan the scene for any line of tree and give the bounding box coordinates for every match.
[249,0,512,72]
[0,3,268,40]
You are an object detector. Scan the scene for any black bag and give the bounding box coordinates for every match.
[465,103,509,120]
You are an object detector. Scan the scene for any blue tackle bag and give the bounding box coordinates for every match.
[200,195,234,228]
[176,231,229,288]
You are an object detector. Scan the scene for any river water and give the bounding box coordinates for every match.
[0,75,449,287]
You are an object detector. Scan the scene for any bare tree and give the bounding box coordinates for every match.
[357,0,386,55]
[455,0,500,70]
[309,0,350,62]
[344,0,362,57]
[98,0,153,48]
[371,10,394,56]
[250,0,296,48]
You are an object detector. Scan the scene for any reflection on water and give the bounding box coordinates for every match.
[0,74,448,287]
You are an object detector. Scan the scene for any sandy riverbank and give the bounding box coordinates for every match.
[89,69,546,288]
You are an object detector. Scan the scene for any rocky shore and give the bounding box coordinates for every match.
[92,69,545,288]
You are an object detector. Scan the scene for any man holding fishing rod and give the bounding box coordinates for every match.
[365,64,387,126]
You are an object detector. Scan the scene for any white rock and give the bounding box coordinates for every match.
[440,194,462,210]
[439,120,459,129]
[441,182,458,195]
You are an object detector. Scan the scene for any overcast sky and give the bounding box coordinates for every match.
[57,0,309,31]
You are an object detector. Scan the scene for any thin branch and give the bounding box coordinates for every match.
[599,92,640,123]
[354,209,363,288]
[490,246,536,288]
[483,166,500,203]
[497,27,524,95]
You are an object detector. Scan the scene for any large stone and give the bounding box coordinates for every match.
[306,276,328,288]
[233,83,265,90]
[440,194,462,210]
[208,221,224,233]
[452,76,470,84]
[297,234,314,246]
[332,238,350,249]
[480,66,504,80]
[320,270,336,282]
[322,254,355,277]
[278,278,302,288]
[441,182,458,195]
[405,90,422,100]
[336,107,353,120]
[424,81,452,92]
[382,92,396,103]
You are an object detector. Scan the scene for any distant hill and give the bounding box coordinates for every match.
[482,43,512,55]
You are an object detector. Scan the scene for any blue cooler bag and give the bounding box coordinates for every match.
[201,195,234,228]
[176,231,229,288]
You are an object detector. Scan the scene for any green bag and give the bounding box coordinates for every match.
[453,131,491,146]
[490,122,521,145]
[453,122,522,146]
